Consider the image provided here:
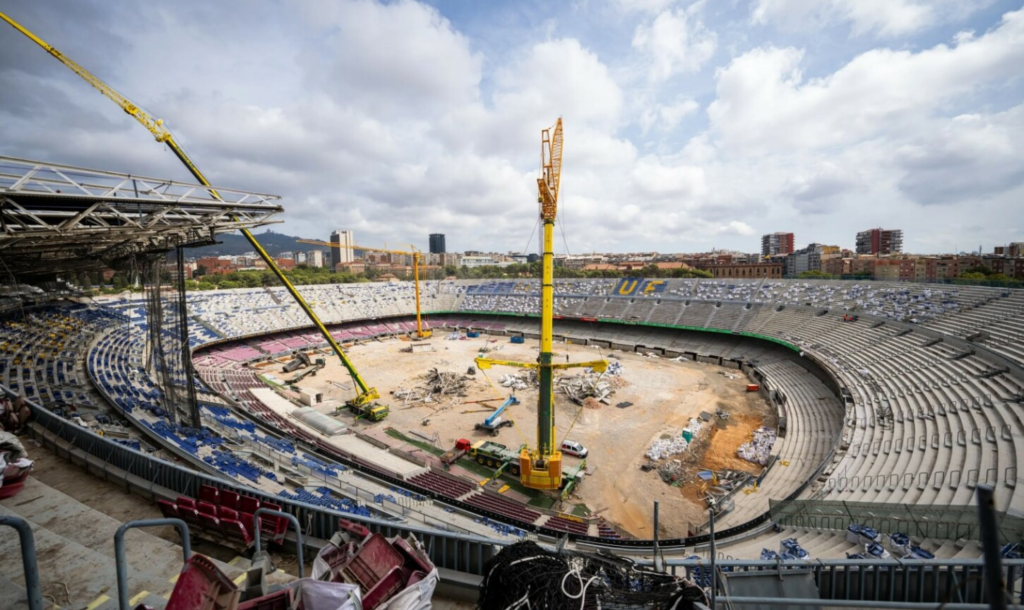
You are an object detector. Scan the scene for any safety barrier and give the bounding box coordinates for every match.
[0,515,43,610]
[115,518,191,610]
[659,558,1024,607]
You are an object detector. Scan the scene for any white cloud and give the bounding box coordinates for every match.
[611,0,679,14]
[297,0,482,118]
[709,9,1024,153]
[633,3,717,81]
[632,156,707,200]
[750,0,985,37]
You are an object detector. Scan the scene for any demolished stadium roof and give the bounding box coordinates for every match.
[0,156,283,275]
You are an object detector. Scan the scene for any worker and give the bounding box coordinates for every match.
[566,354,570,363]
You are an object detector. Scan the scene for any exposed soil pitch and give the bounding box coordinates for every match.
[288,334,775,539]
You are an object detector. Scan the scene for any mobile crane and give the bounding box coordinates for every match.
[296,239,432,339]
[475,119,608,490]
[0,12,386,415]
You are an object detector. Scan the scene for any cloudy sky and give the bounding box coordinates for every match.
[1,0,1022,255]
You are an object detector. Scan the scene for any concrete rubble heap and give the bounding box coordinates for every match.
[557,373,614,405]
[393,368,473,406]
[498,371,538,391]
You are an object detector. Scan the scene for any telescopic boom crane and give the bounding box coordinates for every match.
[0,11,382,409]
[297,239,431,339]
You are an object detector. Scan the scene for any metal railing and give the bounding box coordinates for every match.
[656,558,1024,607]
[0,515,43,610]
[115,519,191,610]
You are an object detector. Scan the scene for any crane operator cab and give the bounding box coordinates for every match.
[560,440,588,458]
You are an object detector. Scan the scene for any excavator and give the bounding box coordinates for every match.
[0,12,387,418]
[475,119,608,490]
[296,240,432,339]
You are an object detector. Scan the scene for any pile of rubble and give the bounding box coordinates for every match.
[557,373,614,405]
[498,371,538,391]
[737,426,777,465]
[392,368,474,407]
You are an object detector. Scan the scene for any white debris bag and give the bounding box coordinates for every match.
[737,426,777,465]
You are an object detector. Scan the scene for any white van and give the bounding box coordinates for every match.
[560,440,588,458]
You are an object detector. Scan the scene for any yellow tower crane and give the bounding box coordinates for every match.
[0,11,384,411]
[296,240,432,339]
[476,119,608,491]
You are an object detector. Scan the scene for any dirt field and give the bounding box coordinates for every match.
[284,334,775,539]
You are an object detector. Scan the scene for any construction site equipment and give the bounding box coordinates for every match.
[287,359,325,385]
[468,440,524,476]
[283,352,313,373]
[343,401,389,422]
[475,119,608,491]
[440,438,473,465]
[297,239,431,339]
[474,396,519,436]
[510,335,525,344]
[0,12,385,414]
[746,384,760,392]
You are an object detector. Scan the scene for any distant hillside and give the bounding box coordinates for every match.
[186,230,327,258]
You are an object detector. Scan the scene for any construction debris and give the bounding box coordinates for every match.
[557,373,613,405]
[737,426,777,465]
[646,436,689,461]
[498,371,537,391]
[391,368,475,409]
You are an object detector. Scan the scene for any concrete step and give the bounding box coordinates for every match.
[0,574,30,610]
[0,476,261,609]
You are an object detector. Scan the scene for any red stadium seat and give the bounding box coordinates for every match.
[197,501,218,517]
[239,495,260,515]
[198,484,219,506]
[176,497,200,528]
[219,489,240,511]
[157,499,180,520]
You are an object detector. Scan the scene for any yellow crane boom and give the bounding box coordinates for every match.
[297,239,431,339]
[476,118,607,490]
[0,11,381,407]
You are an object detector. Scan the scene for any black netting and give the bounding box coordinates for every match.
[142,248,199,426]
[478,541,707,610]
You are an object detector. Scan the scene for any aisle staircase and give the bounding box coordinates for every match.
[0,477,285,609]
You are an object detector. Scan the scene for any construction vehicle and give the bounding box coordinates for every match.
[348,402,389,422]
[446,440,585,492]
[468,441,525,476]
[474,396,518,436]
[475,119,607,490]
[0,12,386,419]
[297,239,431,339]
[440,438,472,465]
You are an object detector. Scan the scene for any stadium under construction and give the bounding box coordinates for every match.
[2,8,1024,610]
